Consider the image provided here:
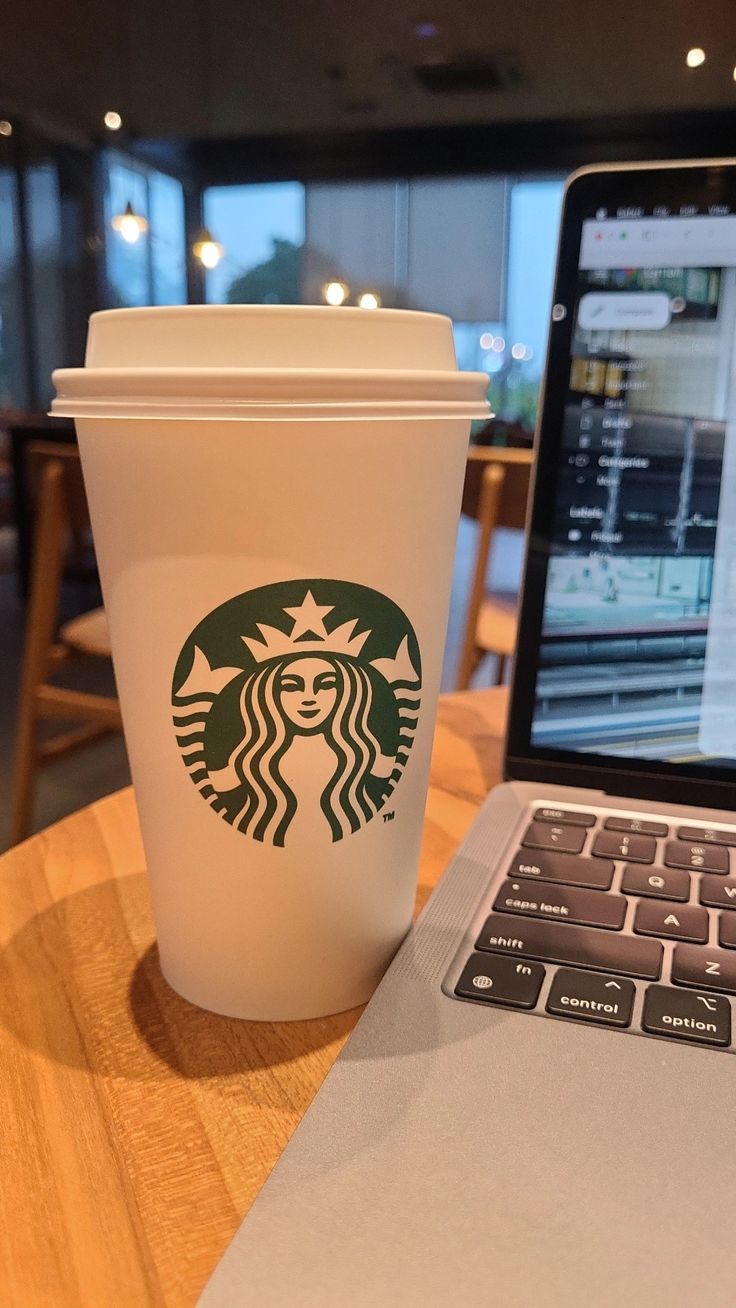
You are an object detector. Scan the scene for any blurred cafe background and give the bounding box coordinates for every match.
[2,0,736,845]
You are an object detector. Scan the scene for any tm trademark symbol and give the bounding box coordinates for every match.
[383,811,395,823]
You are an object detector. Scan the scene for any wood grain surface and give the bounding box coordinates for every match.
[0,688,508,1307]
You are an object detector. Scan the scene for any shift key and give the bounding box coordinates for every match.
[493,878,626,929]
[476,914,662,979]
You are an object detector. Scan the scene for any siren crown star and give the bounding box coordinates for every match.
[283,590,334,640]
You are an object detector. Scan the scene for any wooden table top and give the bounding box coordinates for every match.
[0,687,508,1307]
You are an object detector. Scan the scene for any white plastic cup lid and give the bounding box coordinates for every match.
[51,305,491,422]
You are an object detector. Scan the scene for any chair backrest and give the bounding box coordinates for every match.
[461,446,533,531]
[24,441,92,567]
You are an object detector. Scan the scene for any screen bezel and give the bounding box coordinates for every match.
[505,159,736,811]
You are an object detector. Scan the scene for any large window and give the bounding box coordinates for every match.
[0,165,28,408]
[103,152,187,308]
[202,173,564,429]
[203,182,305,305]
[24,162,66,407]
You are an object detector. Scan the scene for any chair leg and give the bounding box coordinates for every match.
[456,644,484,691]
[10,461,66,846]
[9,711,39,846]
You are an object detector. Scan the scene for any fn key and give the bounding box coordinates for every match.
[455,953,544,1009]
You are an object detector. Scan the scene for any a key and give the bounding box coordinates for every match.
[719,914,736,950]
[493,878,626,930]
[507,850,613,891]
[546,968,634,1027]
[621,864,690,902]
[664,840,729,874]
[642,985,730,1047]
[633,901,708,943]
[591,831,656,863]
[604,816,669,837]
[533,807,596,828]
[521,821,586,855]
[476,914,662,979]
[454,952,544,1008]
[671,944,736,994]
[678,825,736,848]
[699,875,736,910]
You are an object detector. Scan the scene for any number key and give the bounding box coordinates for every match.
[521,821,586,855]
[664,840,729,874]
[592,830,656,863]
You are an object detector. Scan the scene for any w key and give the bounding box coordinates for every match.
[699,875,736,910]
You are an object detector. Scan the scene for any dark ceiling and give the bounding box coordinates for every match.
[3,0,736,148]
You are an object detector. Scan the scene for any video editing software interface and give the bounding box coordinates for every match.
[531,198,736,770]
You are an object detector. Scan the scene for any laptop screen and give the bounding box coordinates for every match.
[510,164,736,798]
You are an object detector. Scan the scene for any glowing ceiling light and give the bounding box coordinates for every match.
[0,120,13,137]
[111,201,149,244]
[192,228,225,268]
[358,291,381,309]
[686,47,706,67]
[104,110,123,131]
[323,280,349,305]
[479,332,494,349]
[490,336,506,352]
[511,342,526,360]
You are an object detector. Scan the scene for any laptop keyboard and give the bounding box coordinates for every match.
[449,804,736,1052]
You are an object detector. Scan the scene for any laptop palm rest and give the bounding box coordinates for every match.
[200,782,735,1308]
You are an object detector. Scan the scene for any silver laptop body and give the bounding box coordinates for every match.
[202,162,736,1306]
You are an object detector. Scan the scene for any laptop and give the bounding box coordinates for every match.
[201,160,736,1307]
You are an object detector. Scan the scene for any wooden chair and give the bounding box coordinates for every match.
[10,443,123,845]
[456,446,534,690]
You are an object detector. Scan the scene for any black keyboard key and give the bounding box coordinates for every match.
[664,840,729,874]
[642,985,730,1047]
[546,968,634,1028]
[621,864,690,902]
[493,878,626,930]
[678,825,736,848]
[508,850,613,890]
[633,900,708,943]
[671,944,736,994]
[533,807,596,828]
[522,821,586,855]
[699,875,736,910]
[454,952,544,1008]
[592,830,656,863]
[476,914,662,979]
[604,816,669,837]
[720,914,736,950]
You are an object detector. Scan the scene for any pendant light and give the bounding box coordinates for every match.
[111,201,149,244]
[192,227,225,269]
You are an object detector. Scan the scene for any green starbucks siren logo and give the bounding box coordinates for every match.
[172,579,422,847]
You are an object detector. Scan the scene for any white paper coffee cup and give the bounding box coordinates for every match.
[52,306,489,1020]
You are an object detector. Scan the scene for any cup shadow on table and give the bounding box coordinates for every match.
[0,874,358,1083]
[0,871,506,1176]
